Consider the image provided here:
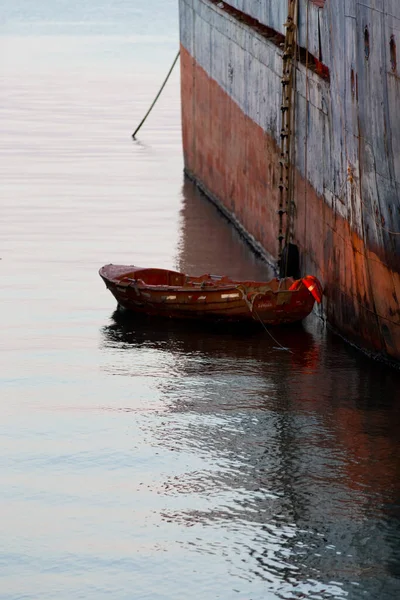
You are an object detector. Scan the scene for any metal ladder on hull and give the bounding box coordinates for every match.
[278,0,298,262]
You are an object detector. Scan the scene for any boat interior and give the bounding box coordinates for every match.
[116,268,295,292]
[120,268,187,287]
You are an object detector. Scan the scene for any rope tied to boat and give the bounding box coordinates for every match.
[235,285,293,353]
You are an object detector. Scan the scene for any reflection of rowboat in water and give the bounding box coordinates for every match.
[99,264,323,325]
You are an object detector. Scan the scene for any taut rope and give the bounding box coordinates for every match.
[132,50,180,139]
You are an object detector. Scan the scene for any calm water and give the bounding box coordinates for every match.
[1,2,400,599]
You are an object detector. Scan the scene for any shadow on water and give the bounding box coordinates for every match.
[102,306,324,380]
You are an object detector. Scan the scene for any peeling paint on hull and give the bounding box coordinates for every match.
[179,0,400,365]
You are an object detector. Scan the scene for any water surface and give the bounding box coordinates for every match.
[1,2,400,599]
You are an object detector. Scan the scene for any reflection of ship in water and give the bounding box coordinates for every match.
[102,308,400,596]
[105,306,320,374]
[176,177,273,281]
[101,176,400,596]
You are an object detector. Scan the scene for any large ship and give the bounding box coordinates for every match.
[178,0,400,365]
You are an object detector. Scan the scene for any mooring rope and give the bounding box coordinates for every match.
[132,50,180,139]
[236,285,293,353]
[252,306,293,353]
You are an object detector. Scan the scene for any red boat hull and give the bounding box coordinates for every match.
[99,264,321,326]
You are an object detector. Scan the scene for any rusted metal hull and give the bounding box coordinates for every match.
[178,0,400,364]
[99,264,319,325]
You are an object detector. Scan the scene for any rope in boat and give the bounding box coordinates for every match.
[132,50,180,139]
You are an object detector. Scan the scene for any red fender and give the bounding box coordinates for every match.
[302,275,323,304]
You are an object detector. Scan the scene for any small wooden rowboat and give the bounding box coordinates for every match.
[100,264,323,326]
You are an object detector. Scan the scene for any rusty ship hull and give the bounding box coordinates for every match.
[178,0,400,364]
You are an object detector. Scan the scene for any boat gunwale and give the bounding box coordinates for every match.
[99,266,297,296]
[109,278,300,297]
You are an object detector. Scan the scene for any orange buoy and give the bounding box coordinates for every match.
[301,275,323,304]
